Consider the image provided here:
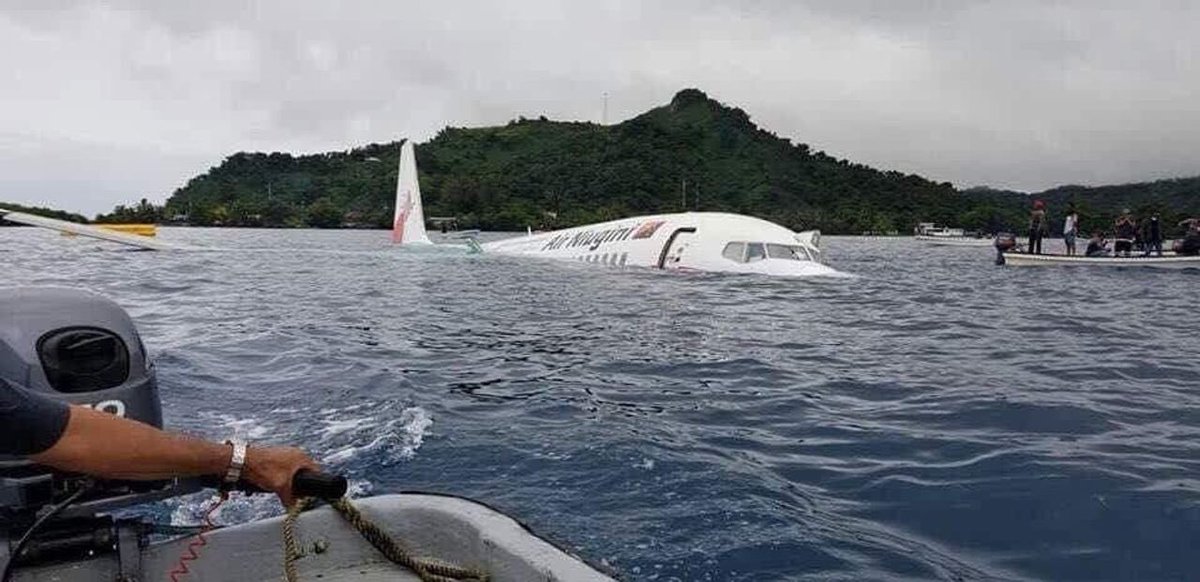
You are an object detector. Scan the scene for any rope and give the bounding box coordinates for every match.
[283,498,488,582]
[282,502,303,582]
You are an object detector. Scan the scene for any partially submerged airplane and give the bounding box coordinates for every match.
[0,208,180,251]
[392,141,841,277]
[477,212,838,277]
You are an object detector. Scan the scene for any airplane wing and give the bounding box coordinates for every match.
[0,207,180,251]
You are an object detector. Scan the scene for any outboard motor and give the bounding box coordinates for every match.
[1,287,186,574]
[1,288,346,580]
[993,232,1017,265]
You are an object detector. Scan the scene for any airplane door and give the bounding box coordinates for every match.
[656,227,697,269]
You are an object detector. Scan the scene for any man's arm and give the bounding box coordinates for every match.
[31,406,320,505]
[3,378,320,506]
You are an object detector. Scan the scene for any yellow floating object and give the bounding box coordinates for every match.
[63,224,157,238]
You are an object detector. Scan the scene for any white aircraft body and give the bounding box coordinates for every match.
[479,212,839,277]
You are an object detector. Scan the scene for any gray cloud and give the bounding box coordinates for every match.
[1,0,1197,215]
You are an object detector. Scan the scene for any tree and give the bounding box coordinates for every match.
[305,198,343,228]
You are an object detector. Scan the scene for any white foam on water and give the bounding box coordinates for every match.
[199,412,276,441]
[168,491,282,527]
[320,416,376,437]
[162,404,429,528]
[320,406,432,466]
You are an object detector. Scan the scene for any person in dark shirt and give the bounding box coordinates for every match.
[1113,210,1137,257]
[1178,218,1200,256]
[1,377,319,506]
[1028,200,1048,254]
[1142,213,1163,257]
[1085,231,1109,257]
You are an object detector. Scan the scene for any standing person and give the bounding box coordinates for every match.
[1027,200,1048,254]
[1063,208,1079,255]
[1113,209,1137,257]
[1142,213,1163,257]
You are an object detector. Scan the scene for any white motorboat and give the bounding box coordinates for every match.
[1001,252,1200,269]
[913,223,993,247]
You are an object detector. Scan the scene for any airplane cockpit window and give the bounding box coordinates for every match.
[766,244,798,260]
[722,242,746,262]
[726,241,817,263]
[766,243,816,261]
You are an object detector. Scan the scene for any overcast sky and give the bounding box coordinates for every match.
[2,0,1198,215]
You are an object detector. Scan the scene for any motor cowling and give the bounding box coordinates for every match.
[1,287,164,513]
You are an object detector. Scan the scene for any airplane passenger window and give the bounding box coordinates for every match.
[722,242,746,262]
[746,243,766,262]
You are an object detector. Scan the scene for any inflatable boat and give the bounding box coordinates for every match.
[4,491,613,581]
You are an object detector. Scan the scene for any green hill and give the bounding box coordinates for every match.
[160,89,973,233]
[156,88,1198,235]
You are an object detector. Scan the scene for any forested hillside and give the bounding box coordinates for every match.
[159,90,999,233]
[108,89,1200,234]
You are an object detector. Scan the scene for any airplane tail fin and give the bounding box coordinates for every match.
[393,140,432,245]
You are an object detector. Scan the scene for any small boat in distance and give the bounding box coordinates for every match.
[913,222,993,247]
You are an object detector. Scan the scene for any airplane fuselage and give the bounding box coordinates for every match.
[481,212,840,277]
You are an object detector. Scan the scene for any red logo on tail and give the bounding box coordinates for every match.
[392,190,412,243]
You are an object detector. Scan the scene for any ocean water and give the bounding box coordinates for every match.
[3,227,1198,581]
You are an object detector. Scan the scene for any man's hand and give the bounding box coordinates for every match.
[242,446,322,507]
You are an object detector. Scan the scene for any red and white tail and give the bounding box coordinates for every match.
[393,140,432,245]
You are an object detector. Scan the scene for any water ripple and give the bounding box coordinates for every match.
[3,228,1199,581]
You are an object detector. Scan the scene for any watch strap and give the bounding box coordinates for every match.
[222,439,247,488]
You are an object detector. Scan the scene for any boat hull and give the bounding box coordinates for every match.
[1002,253,1200,269]
[10,494,614,582]
[914,235,994,247]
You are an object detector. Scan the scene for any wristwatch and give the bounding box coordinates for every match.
[223,439,248,489]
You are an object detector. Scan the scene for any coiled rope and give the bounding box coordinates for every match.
[283,498,488,582]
